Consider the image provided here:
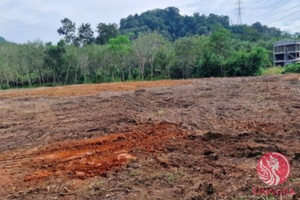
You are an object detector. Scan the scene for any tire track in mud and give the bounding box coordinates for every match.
[0,122,186,188]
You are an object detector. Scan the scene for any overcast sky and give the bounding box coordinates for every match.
[0,0,300,43]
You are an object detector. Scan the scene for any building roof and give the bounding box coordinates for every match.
[274,39,300,46]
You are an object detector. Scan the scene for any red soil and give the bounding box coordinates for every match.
[23,122,184,181]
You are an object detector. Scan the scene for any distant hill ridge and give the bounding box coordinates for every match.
[119,7,283,41]
[0,36,6,43]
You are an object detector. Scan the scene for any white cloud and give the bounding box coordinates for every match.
[0,0,300,43]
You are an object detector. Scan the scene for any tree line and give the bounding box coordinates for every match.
[0,7,296,89]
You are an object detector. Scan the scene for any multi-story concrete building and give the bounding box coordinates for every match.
[274,39,300,66]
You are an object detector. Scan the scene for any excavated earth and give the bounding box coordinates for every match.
[0,76,299,200]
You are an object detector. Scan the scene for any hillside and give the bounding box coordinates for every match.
[119,7,282,41]
[0,36,6,43]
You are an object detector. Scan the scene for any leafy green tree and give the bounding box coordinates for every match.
[77,23,95,46]
[62,45,77,84]
[198,50,224,77]
[0,43,20,87]
[209,26,232,58]
[153,44,174,79]
[57,18,76,44]
[241,26,261,42]
[198,26,231,77]
[248,47,272,71]
[132,33,149,79]
[44,40,66,84]
[109,34,132,81]
[133,32,167,79]
[95,23,119,45]
[225,47,271,76]
[173,36,205,78]
[252,22,264,33]
[147,33,169,79]
[18,41,45,85]
[207,14,230,29]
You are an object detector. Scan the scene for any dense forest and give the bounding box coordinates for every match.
[119,7,285,41]
[0,7,299,89]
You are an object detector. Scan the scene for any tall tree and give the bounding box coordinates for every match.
[44,40,66,84]
[95,23,119,45]
[132,33,168,79]
[137,33,167,79]
[109,34,132,81]
[57,18,76,44]
[77,23,95,46]
[198,26,232,77]
[132,34,149,79]
[173,36,204,78]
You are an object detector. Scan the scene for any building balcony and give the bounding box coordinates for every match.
[274,50,300,54]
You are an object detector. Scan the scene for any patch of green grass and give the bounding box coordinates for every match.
[164,169,185,184]
[130,170,137,177]
[157,110,166,115]
[261,67,285,75]
[166,174,175,183]
[256,95,266,102]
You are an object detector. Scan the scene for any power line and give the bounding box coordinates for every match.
[250,0,269,10]
[259,0,291,18]
[272,7,300,22]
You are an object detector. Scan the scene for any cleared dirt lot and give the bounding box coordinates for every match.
[0,75,299,199]
[0,80,191,97]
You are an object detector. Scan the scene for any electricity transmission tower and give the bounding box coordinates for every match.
[236,0,243,25]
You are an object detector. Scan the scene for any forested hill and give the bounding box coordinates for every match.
[0,37,6,43]
[119,7,283,41]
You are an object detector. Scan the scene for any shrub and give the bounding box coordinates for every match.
[283,63,300,74]
[261,67,285,75]
[225,47,271,77]
[0,84,10,90]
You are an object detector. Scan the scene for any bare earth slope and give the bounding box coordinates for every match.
[0,75,299,199]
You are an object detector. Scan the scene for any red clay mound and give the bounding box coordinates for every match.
[24,122,185,181]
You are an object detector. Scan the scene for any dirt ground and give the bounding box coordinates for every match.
[0,75,299,200]
[0,80,191,97]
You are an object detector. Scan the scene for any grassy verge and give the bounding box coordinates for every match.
[261,67,285,75]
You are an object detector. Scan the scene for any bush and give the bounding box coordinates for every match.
[0,84,10,90]
[225,47,271,77]
[198,50,225,77]
[283,63,300,74]
[261,67,285,75]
